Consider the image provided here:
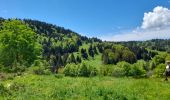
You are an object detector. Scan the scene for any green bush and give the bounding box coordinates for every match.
[154,63,165,78]
[100,66,114,76]
[129,63,146,78]
[0,83,9,96]
[153,54,166,66]
[116,62,132,76]
[8,82,25,92]
[79,63,91,77]
[64,62,98,77]
[89,66,98,76]
[64,63,79,77]
[112,67,125,77]
[30,60,51,75]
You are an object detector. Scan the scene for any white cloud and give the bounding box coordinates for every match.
[112,28,170,41]
[141,6,170,29]
[105,6,170,41]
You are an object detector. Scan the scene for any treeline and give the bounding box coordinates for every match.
[117,39,170,52]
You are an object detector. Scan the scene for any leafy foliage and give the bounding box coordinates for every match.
[0,20,41,71]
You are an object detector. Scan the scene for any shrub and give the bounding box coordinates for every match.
[89,66,98,76]
[64,63,79,77]
[64,62,98,77]
[112,67,125,77]
[129,63,146,78]
[30,60,51,75]
[0,83,9,96]
[116,61,132,76]
[79,63,91,77]
[100,66,114,76]
[153,54,166,66]
[154,63,165,78]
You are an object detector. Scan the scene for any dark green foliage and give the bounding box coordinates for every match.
[117,39,170,52]
[0,83,9,96]
[81,48,88,59]
[88,45,94,58]
[121,50,137,64]
[102,45,137,64]
[76,56,82,63]
[97,43,104,53]
[70,53,76,64]
[62,53,69,66]
[93,46,98,54]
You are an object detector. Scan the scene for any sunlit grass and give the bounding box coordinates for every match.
[1,74,170,100]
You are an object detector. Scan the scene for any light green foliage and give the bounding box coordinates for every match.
[0,20,41,70]
[165,54,170,61]
[64,63,79,77]
[29,59,51,75]
[129,61,146,78]
[64,62,98,77]
[154,63,165,78]
[114,61,132,76]
[100,66,114,76]
[153,54,166,66]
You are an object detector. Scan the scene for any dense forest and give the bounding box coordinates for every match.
[1,17,170,99]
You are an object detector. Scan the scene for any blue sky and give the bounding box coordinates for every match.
[1,0,170,41]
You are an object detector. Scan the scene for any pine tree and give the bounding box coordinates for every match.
[76,56,82,63]
[88,45,94,58]
[70,53,76,63]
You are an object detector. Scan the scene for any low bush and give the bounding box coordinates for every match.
[8,82,25,92]
[0,83,9,96]
[129,63,146,78]
[30,59,51,75]
[154,63,165,78]
[100,66,114,76]
[64,62,98,77]
[64,63,79,77]
[114,62,132,76]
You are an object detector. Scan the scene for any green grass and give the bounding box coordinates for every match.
[1,74,170,100]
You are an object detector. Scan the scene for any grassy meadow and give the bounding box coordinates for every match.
[1,74,170,100]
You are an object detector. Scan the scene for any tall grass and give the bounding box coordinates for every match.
[1,74,170,100]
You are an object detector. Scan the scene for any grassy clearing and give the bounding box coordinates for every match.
[1,74,170,100]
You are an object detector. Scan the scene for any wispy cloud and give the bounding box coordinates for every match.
[103,6,170,41]
[111,27,170,41]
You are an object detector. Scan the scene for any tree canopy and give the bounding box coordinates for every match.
[0,20,41,68]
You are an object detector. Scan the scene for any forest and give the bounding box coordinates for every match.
[1,17,170,99]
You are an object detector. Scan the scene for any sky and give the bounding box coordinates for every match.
[0,0,170,41]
